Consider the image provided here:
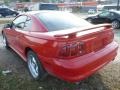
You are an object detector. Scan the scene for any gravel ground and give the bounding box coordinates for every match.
[0,25,120,89]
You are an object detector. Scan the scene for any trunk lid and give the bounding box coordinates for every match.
[45,24,113,58]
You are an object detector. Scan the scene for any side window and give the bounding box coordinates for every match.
[5,9,10,11]
[24,17,32,30]
[13,15,27,29]
[0,9,4,12]
[111,12,119,18]
[99,12,110,17]
[4,9,11,13]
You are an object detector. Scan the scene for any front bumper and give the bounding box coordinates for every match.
[40,41,118,82]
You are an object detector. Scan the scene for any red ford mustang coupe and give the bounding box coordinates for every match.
[2,11,118,82]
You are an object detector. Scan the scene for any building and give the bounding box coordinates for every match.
[30,0,50,2]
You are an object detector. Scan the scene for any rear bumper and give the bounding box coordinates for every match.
[40,41,118,82]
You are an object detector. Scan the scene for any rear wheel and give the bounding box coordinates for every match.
[112,20,120,29]
[27,51,47,80]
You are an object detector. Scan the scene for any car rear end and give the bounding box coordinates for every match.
[35,12,118,82]
[40,24,118,82]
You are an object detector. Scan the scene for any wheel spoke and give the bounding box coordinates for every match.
[112,21,119,29]
[28,55,39,78]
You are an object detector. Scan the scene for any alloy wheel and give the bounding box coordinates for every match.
[28,55,39,79]
[112,21,120,29]
[87,18,92,23]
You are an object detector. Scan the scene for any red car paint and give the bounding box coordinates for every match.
[2,11,118,82]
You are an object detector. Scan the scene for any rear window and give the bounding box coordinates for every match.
[37,12,91,31]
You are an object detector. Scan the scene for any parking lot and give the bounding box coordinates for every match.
[0,22,120,90]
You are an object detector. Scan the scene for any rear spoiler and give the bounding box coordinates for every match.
[54,24,112,37]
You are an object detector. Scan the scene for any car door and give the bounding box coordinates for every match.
[14,16,32,54]
[4,8,10,16]
[0,8,5,16]
[9,15,28,52]
[108,12,117,23]
[3,23,15,46]
[94,11,111,24]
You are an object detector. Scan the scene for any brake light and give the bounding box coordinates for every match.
[59,42,85,58]
[103,32,114,45]
[103,28,114,45]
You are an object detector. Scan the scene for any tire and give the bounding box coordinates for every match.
[86,18,92,23]
[3,34,9,48]
[27,51,47,80]
[112,20,120,29]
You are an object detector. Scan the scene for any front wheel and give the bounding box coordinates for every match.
[86,18,92,23]
[27,51,47,80]
[112,20,120,29]
[3,34,9,48]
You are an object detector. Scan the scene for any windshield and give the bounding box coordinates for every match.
[37,12,91,31]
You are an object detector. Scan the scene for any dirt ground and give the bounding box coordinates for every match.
[0,26,120,90]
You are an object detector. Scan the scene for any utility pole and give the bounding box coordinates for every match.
[117,0,120,10]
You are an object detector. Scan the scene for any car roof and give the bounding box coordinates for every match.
[101,10,120,15]
[0,8,9,9]
[110,10,120,14]
[105,10,120,14]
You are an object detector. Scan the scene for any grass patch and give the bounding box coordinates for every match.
[0,74,38,90]
[0,69,78,90]
[0,20,12,24]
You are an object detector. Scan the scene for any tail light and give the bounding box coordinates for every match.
[59,42,85,58]
[103,28,114,45]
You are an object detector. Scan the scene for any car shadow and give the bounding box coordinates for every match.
[40,73,110,90]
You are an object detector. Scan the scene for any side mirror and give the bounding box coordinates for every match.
[4,23,12,28]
